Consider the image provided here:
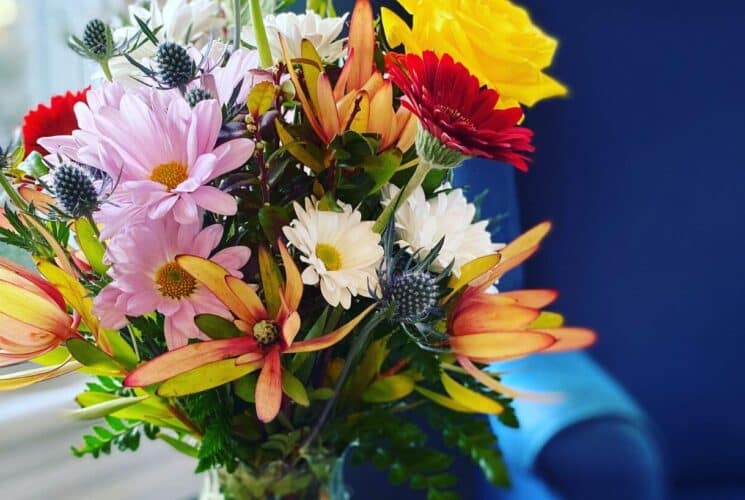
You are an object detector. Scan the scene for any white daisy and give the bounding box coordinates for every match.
[242,10,348,64]
[102,0,225,86]
[283,198,383,309]
[382,184,504,276]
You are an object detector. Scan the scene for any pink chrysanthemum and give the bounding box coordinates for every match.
[94,217,251,350]
[39,82,255,225]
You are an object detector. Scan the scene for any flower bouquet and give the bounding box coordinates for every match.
[0,0,595,498]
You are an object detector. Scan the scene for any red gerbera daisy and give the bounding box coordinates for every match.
[386,51,534,171]
[21,88,89,157]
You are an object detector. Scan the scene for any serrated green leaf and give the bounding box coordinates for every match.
[157,432,199,458]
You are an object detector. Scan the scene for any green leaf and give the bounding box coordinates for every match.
[157,432,199,458]
[309,387,334,400]
[99,329,139,369]
[19,151,48,178]
[66,338,125,376]
[362,149,403,194]
[274,119,325,174]
[67,395,148,420]
[195,314,243,339]
[258,205,291,243]
[234,373,258,403]
[258,245,283,318]
[281,371,310,407]
[157,358,263,397]
[362,374,415,403]
[74,217,108,275]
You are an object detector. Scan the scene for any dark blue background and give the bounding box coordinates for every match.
[518,0,745,492]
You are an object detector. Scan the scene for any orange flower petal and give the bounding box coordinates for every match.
[538,327,597,353]
[278,240,303,312]
[498,289,558,309]
[453,303,540,335]
[347,0,375,91]
[470,222,551,291]
[176,255,255,323]
[255,346,282,422]
[0,279,71,334]
[316,73,341,143]
[123,336,257,387]
[226,276,268,321]
[285,304,375,353]
[281,311,301,347]
[449,331,555,361]
[0,257,65,309]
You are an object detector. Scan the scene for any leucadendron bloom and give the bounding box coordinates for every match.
[381,0,567,108]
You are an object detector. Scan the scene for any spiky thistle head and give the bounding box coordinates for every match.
[52,164,99,218]
[82,19,109,57]
[185,87,214,107]
[154,42,195,89]
[378,227,452,323]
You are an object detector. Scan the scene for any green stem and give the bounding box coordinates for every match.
[99,59,113,82]
[249,0,273,68]
[0,173,28,211]
[232,0,242,53]
[372,159,433,233]
[298,306,385,457]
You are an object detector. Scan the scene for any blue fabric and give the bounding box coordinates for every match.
[512,0,745,493]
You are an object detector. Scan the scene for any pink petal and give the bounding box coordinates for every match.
[191,186,237,216]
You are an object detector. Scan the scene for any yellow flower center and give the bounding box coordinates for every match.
[252,320,279,346]
[150,161,188,191]
[315,243,342,271]
[155,262,196,299]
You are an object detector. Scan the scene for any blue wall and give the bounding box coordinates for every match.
[517,0,745,488]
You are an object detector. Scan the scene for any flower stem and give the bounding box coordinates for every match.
[0,173,28,211]
[298,305,385,456]
[372,159,433,233]
[232,0,242,53]
[249,0,273,68]
[99,59,113,82]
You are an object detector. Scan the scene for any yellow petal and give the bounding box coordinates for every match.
[440,371,503,414]
[37,261,100,338]
[444,253,501,303]
[414,385,475,413]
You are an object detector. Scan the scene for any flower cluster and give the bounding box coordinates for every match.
[0,0,594,497]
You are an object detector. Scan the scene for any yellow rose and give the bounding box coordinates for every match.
[382,0,568,107]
